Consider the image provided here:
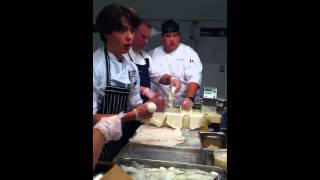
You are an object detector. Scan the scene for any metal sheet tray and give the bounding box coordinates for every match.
[114,142,213,166]
[200,131,227,152]
[115,157,227,180]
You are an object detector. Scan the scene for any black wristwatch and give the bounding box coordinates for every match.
[187,97,195,102]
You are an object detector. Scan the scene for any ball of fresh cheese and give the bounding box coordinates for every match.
[146,102,157,112]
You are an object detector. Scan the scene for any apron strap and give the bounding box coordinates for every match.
[104,47,111,86]
[139,52,149,68]
[128,52,133,62]
[128,51,150,68]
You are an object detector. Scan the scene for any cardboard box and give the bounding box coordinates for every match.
[101,165,132,180]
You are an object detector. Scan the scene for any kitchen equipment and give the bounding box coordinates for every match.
[201,87,218,113]
[116,157,227,180]
[199,132,227,151]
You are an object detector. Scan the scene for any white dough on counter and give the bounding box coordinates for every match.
[130,125,185,146]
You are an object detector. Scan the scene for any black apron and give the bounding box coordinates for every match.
[119,51,153,146]
[98,49,130,161]
[128,51,151,103]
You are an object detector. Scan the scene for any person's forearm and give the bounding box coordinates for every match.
[122,111,136,122]
[186,82,199,98]
[93,114,114,125]
[93,111,137,124]
[93,129,107,170]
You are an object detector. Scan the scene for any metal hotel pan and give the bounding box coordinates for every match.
[115,157,227,180]
[114,142,214,166]
[199,131,227,151]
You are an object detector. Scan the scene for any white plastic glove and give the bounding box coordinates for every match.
[170,77,181,93]
[143,88,166,112]
[142,88,156,99]
[93,115,122,143]
[133,103,153,122]
[181,97,194,111]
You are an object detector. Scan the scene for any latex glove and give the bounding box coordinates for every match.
[143,88,166,112]
[170,77,181,93]
[181,97,194,111]
[142,88,156,99]
[93,115,122,143]
[133,103,153,122]
[154,94,166,112]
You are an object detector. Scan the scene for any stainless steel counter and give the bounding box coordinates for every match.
[114,143,213,166]
[175,129,202,149]
[113,129,228,179]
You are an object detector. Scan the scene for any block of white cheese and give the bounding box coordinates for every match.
[149,112,167,127]
[165,112,184,129]
[189,112,204,130]
[179,108,203,130]
[146,102,157,112]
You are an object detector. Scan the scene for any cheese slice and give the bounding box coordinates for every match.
[149,112,167,127]
[165,112,184,129]
[189,113,203,130]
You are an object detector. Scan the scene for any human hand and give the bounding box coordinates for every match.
[170,77,181,93]
[142,88,156,99]
[133,103,153,121]
[181,97,193,111]
[143,89,166,112]
[93,115,122,143]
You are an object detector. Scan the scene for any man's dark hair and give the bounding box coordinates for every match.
[95,4,141,43]
[161,19,180,36]
[141,20,152,29]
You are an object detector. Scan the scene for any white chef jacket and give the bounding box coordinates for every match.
[148,43,203,106]
[124,47,153,66]
[93,47,143,115]
[124,47,159,90]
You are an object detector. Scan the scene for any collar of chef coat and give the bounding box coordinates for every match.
[107,51,131,87]
[128,47,146,65]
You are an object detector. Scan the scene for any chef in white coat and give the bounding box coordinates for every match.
[93,4,153,162]
[149,19,203,111]
[123,20,166,112]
